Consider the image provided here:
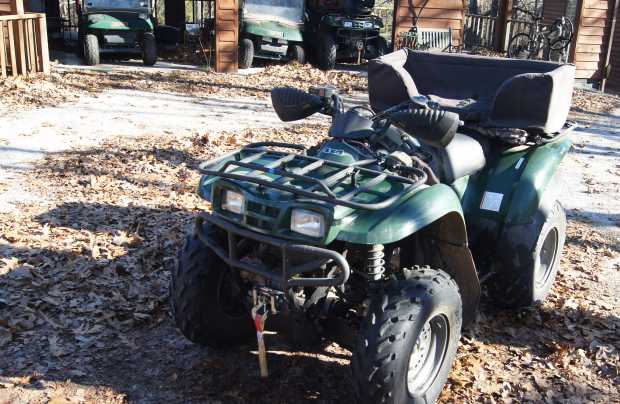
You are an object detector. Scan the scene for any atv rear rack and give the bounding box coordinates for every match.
[198,142,427,210]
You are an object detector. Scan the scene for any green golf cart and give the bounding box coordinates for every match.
[239,0,306,68]
[78,0,157,66]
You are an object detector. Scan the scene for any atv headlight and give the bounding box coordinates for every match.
[291,209,325,238]
[138,12,148,19]
[222,190,244,214]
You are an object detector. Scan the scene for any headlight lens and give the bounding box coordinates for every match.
[138,12,148,19]
[343,21,353,28]
[222,190,244,214]
[291,209,325,238]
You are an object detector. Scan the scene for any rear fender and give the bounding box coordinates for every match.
[505,137,572,225]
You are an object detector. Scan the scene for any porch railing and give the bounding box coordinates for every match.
[463,13,497,49]
[0,13,50,77]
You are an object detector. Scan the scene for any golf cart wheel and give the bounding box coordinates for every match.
[507,33,536,59]
[82,33,100,65]
[142,32,157,66]
[351,266,462,404]
[170,224,254,348]
[239,38,254,69]
[287,44,306,64]
[489,200,567,308]
[317,32,337,70]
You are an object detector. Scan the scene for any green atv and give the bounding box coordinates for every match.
[170,50,575,402]
[77,0,157,66]
[239,0,307,68]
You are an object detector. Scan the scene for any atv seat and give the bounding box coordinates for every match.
[369,49,575,135]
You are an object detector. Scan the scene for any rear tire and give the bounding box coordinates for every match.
[170,225,254,348]
[82,33,100,66]
[287,44,306,64]
[239,38,254,69]
[317,32,337,70]
[142,32,157,66]
[489,200,566,308]
[351,266,462,404]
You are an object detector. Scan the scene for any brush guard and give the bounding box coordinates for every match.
[195,213,350,288]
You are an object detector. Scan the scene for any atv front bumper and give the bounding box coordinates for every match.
[195,213,350,288]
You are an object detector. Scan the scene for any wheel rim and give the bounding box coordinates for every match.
[216,270,247,318]
[535,227,559,288]
[406,314,449,395]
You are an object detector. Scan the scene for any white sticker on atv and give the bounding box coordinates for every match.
[480,191,503,212]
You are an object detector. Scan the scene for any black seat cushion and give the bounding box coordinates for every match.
[428,133,487,183]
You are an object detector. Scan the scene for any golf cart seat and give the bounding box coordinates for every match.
[368,49,575,135]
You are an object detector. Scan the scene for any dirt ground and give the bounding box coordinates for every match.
[0,61,619,403]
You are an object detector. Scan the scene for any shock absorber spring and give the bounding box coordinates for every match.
[363,244,385,281]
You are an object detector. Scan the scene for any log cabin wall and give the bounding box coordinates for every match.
[572,0,613,80]
[393,0,467,46]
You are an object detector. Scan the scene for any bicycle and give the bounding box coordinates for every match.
[507,7,574,60]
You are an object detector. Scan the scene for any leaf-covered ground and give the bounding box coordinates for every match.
[0,63,367,112]
[0,64,619,403]
[0,127,618,403]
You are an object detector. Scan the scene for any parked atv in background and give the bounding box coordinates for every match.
[307,0,388,70]
[238,0,307,68]
[77,0,157,66]
[170,50,575,402]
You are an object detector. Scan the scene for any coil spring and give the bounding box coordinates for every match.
[364,244,385,281]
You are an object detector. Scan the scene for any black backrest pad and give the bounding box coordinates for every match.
[369,50,575,134]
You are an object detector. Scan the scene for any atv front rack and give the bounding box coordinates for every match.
[198,142,427,210]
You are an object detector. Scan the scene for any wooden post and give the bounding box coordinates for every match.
[36,14,49,73]
[215,0,238,72]
[0,22,6,78]
[601,0,620,91]
[495,0,513,51]
[14,18,26,74]
[7,20,17,75]
[9,0,24,15]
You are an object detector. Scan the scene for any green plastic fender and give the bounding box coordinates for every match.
[243,20,304,42]
[335,183,465,245]
[85,12,154,31]
[505,136,572,225]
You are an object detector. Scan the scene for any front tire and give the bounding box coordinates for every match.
[317,32,337,70]
[142,32,157,66]
[287,44,306,64]
[239,38,254,69]
[170,225,254,348]
[82,33,100,66]
[489,200,567,308]
[352,266,462,404]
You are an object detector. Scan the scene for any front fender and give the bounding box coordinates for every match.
[335,184,464,244]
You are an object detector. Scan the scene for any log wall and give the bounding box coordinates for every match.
[393,0,467,46]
